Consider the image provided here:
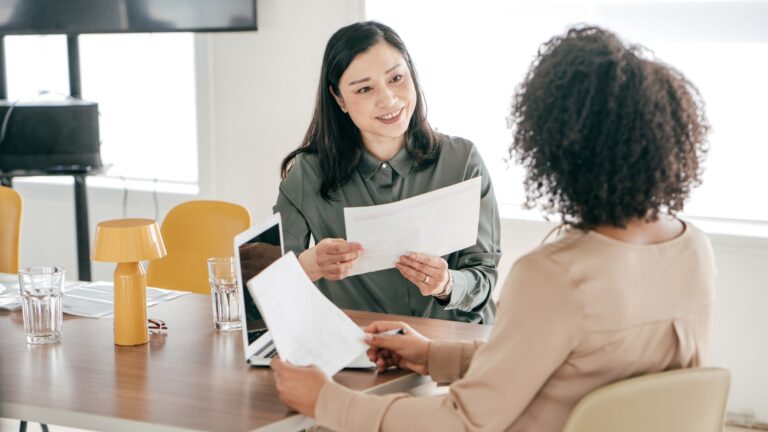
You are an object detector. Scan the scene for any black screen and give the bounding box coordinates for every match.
[0,0,257,35]
[238,223,281,344]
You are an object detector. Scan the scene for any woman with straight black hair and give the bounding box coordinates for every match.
[274,21,501,324]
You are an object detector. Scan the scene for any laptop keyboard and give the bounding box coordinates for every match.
[254,339,276,358]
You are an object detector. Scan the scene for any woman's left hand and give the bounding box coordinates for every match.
[271,358,329,418]
[396,253,450,296]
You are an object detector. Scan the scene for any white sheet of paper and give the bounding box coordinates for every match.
[344,176,482,276]
[245,252,368,377]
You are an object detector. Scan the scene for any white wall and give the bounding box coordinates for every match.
[198,0,364,219]
[12,0,768,423]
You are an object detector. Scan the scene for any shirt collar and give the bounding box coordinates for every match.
[357,145,416,180]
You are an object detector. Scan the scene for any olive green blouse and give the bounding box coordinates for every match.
[273,134,501,324]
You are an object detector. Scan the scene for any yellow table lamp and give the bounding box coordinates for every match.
[92,218,167,346]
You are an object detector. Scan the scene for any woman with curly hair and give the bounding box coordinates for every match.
[271,26,715,432]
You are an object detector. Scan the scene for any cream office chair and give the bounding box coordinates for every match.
[0,185,22,273]
[146,200,250,294]
[562,367,731,432]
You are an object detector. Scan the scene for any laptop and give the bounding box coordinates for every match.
[234,212,374,368]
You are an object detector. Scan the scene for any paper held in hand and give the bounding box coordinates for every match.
[344,176,482,276]
[245,252,368,377]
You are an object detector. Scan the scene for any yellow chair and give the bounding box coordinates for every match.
[146,200,250,294]
[562,367,731,432]
[0,186,47,432]
[0,185,22,273]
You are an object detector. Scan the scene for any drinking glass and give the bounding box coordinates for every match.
[19,266,64,344]
[207,257,241,331]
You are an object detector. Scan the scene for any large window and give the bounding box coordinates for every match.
[367,0,768,224]
[5,33,197,188]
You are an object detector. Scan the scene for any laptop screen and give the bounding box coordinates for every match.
[235,215,283,346]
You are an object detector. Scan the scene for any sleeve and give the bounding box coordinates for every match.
[441,143,502,315]
[272,156,311,255]
[315,252,583,432]
[428,339,484,384]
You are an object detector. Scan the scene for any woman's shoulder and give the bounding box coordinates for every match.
[517,219,716,276]
[512,231,586,274]
[436,132,478,155]
[501,242,579,305]
[680,220,713,249]
[282,152,322,183]
[433,133,488,173]
[279,151,323,201]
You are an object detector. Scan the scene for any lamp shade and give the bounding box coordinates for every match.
[92,219,166,263]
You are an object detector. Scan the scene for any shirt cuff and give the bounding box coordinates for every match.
[441,269,470,310]
[428,339,477,384]
[316,380,408,432]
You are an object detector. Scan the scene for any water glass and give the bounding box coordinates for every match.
[19,266,64,344]
[207,257,241,331]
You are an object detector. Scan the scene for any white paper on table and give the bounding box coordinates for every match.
[344,176,482,276]
[245,252,368,377]
[0,273,187,316]
[0,279,88,312]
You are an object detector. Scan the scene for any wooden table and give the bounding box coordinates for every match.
[0,294,491,431]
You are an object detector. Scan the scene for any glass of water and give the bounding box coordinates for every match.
[19,266,64,344]
[207,257,241,332]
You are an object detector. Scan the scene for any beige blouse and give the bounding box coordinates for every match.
[315,221,716,432]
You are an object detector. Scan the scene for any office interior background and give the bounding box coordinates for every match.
[4,0,767,425]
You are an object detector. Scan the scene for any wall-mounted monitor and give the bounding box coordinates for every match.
[0,0,257,35]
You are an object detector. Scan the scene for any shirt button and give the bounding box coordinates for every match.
[382,163,388,169]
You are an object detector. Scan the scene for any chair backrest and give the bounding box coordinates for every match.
[0,186,22,273]
[146,200,250,294]
[562,367,731,432]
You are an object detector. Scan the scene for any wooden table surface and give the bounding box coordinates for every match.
[0,294,492,432]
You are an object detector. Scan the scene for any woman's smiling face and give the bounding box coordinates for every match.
[333,40,417,149]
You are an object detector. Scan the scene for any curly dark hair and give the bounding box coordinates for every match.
[508,26,709,229]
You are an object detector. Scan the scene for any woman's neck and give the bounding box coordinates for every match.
[362,134,405,161]
[593,215,685,245]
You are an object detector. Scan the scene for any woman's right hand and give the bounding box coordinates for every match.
[298,238,364,282]
[364,321,431,375]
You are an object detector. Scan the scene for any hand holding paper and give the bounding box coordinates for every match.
[396,252,451,296]
[299,238,364,282]
[245,252,368,377]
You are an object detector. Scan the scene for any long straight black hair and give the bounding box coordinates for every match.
[280,21,439,201]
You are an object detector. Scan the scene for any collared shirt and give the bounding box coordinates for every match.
[274,134,501,323]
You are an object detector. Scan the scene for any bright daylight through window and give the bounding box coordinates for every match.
[367,0,768,225]
[5,33,197,188]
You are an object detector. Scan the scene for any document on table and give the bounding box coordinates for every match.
[0,273,187,317]
[245,252,368,377]
[61,282,187,318]
[344,176,482,276]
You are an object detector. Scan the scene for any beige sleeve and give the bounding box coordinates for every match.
[315,252,584,432]
[428,339,484,384]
